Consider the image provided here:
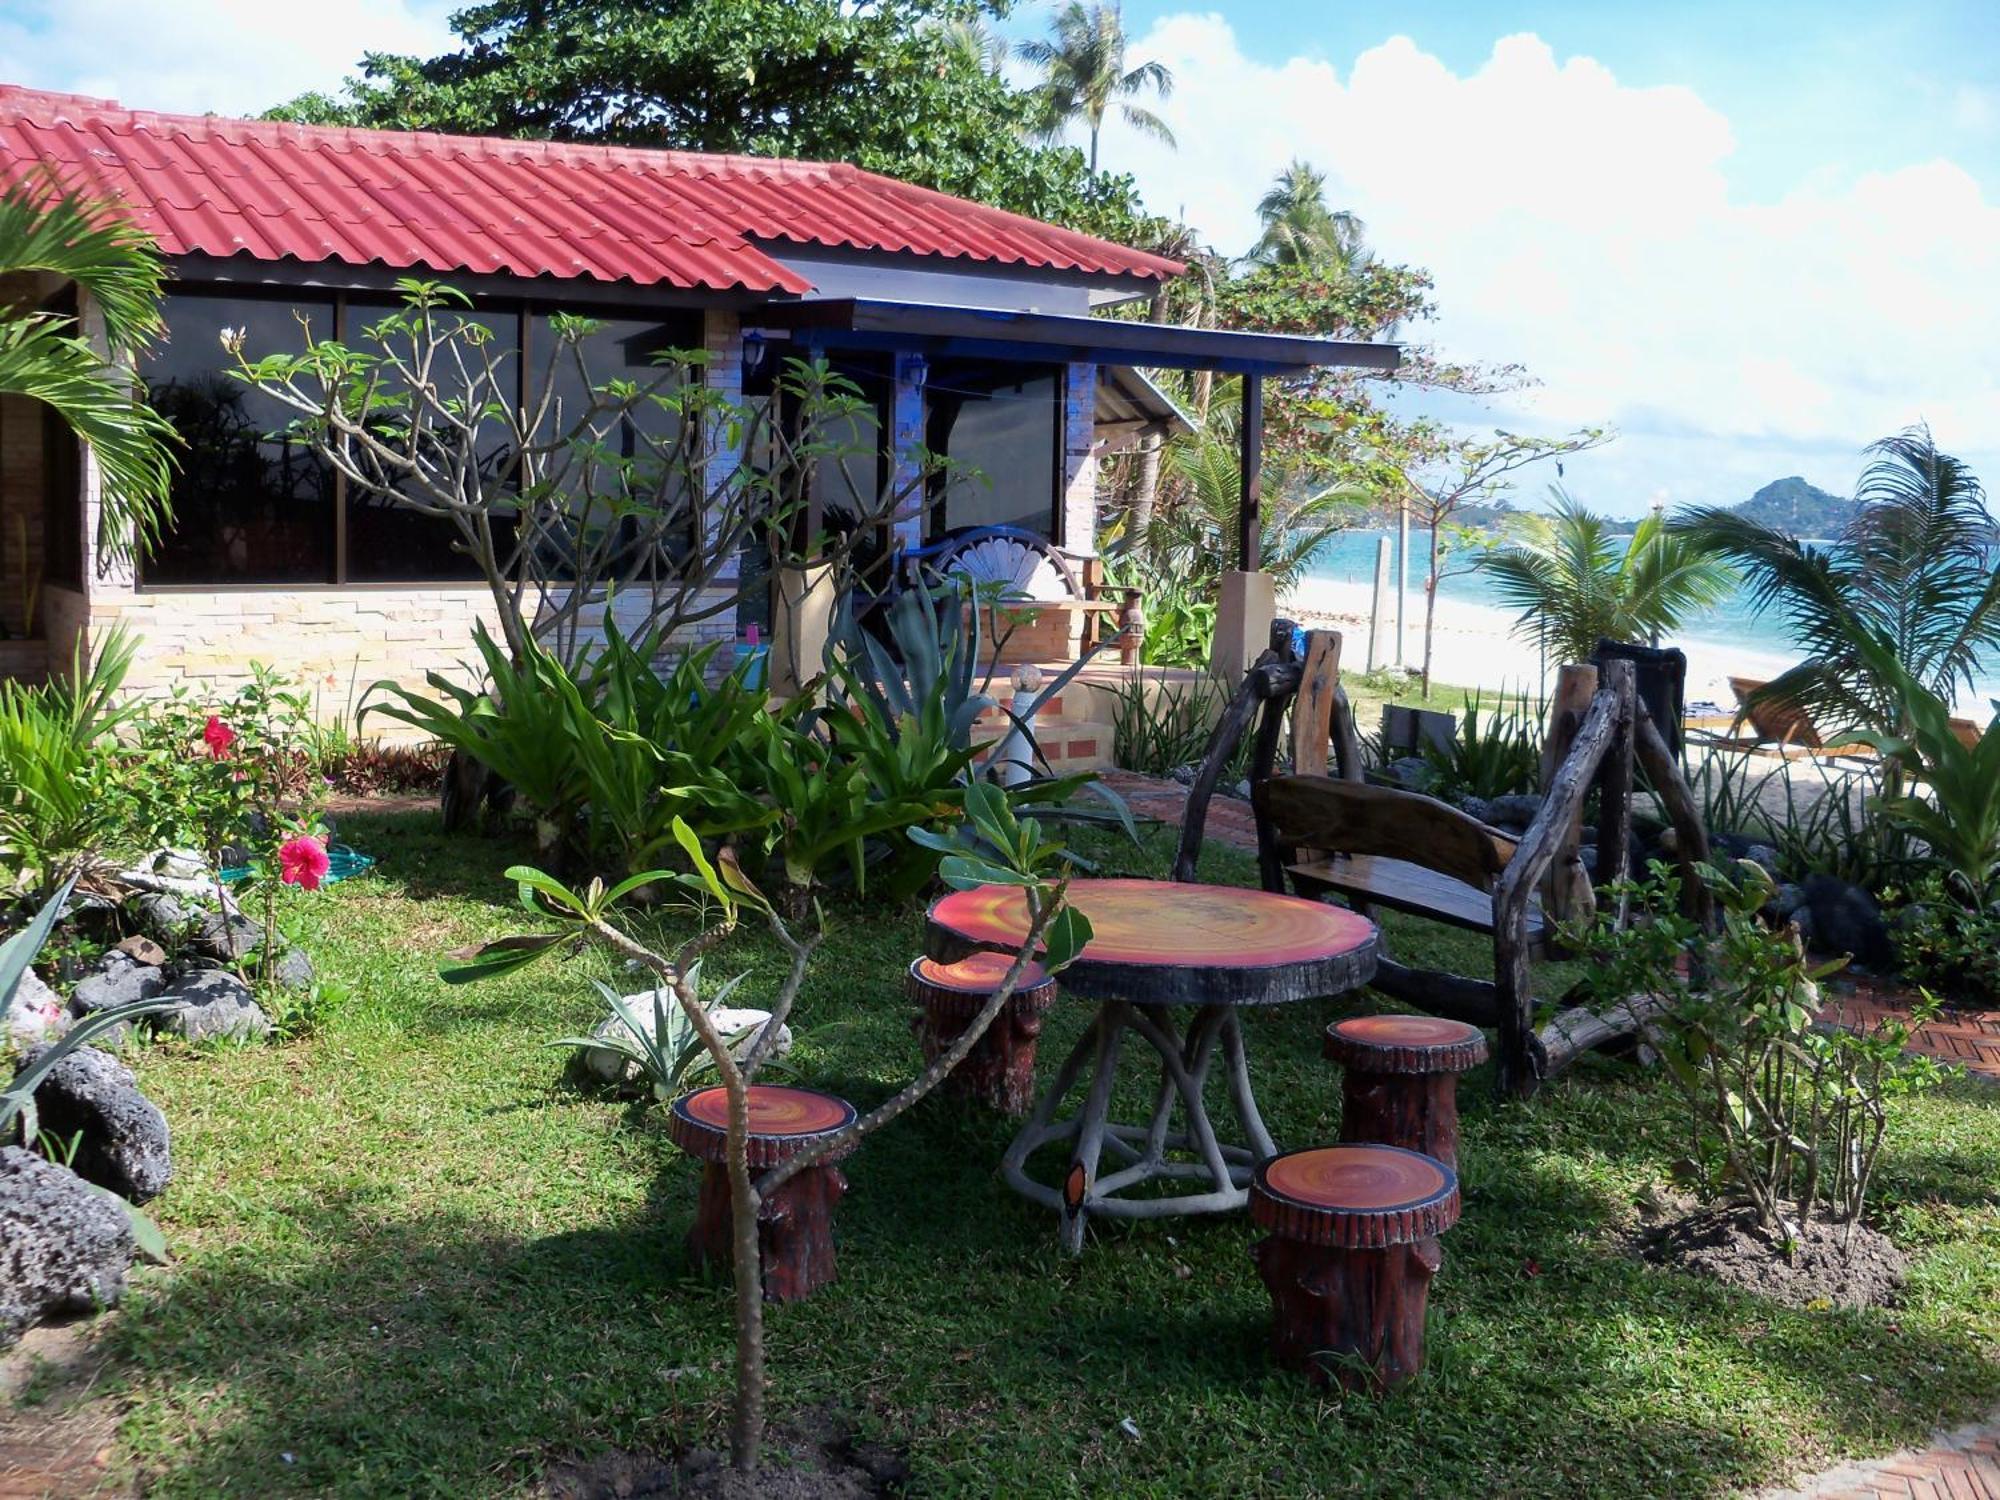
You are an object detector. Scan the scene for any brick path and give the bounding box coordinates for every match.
[1100,768,1258,850]
[1756,1409,2000,1499]
[1817,983,2000,1085]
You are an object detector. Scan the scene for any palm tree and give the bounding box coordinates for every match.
[1019,2,1175,173]
[1248,160,1367,272]
[940,15,1009,77]
[1147,385,1359,593]
[1672,426,2000,741]
[1476,488,1737,666]
[0,177,177,568]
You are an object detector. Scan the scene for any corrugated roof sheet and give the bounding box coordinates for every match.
[0,85,1184,294]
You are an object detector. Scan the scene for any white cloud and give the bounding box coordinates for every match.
[0,0,455,118]
[1100,18,2000,509]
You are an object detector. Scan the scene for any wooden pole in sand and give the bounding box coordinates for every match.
[1366,536,1392,672]
[1395,499,1409,668]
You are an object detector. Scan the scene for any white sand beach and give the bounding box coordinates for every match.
[1281,576,1800,711]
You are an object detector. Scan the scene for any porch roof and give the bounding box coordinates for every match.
[756,298,1400,377]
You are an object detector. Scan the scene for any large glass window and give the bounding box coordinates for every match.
[525,311,702,582]
[141,293,337,584]
[925,361,1061,540]
[342,299,520,583]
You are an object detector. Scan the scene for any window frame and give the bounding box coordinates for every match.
[134,284,707,592]
[921,359,1066,546]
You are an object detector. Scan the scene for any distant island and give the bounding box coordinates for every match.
[1596,476,1857,536]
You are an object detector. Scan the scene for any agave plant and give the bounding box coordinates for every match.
[549,972,764,1103]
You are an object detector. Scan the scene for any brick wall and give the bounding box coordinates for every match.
[1063,362,1098,555]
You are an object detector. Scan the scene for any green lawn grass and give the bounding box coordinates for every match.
[98,810,2000,1497]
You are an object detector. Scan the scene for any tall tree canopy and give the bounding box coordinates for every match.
[1018,1,1175,173]
[1248,160,1368,272]
[269,0,1141,233]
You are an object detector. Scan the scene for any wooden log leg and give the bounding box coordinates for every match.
[687,1160,733,1276]
[1338,1072,1462,1172]
[687,1160,848,1303]
[1220,1009,1278,1162]
[1000,1011,1102,1191]
[916,997,1046,1116]
[758,1164,847,1303]
[1060,1002,1129,1255]
[1252,1233,1441,1391]
[1125,1005,1237,1195]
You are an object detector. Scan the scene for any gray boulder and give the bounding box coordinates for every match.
[70,950,166,1017]
[156,969,271,1044]
[1801,875,1894,968]
[3,967,68,1049]
[1483,793,1545,830]
[131,891,193,941]
[0,1145,133,1346]
[15,1044,171,1204]
[194,910,267,962]
[272,947,314,991]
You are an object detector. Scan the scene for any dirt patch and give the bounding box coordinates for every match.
[0,1319,132,1499]
[1637,1202,1908,1310]
[537,1409,909,1499]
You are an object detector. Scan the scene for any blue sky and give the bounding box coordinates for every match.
[4,0,1996,515]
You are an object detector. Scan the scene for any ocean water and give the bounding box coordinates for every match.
[1301,529,2000,709]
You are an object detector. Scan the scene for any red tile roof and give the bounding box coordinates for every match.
[0,84,1182,294]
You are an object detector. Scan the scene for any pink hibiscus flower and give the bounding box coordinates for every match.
[202,716,236,759]
[278,835,331,892]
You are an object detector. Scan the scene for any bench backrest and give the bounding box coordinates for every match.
[1253,775,1518,893]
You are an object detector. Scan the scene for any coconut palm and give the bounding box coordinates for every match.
[0,177,176,566]
[1147,387,1359,593]
[1476,488,1738,666]
[1019,2,1175,173]
[1672,426,2000,739]
[940,15,1008,77]
[1247,160,1367,272]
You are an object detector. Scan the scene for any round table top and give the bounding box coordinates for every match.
[925,877,1377,1007]
[1251,1144,1462,1248]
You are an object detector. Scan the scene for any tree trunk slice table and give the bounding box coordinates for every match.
[669,1084,857,1303]
[926,878,1378,1253]
[1323,1014,1489,1173]
[1250,1143,1462,1389]
[906,952,1058,1116]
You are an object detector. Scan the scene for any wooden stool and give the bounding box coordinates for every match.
[1250,1144,1461,1390]
[669,1084,857,1304]
[1323,1015,1488,1172]
[905,952,1057,1116]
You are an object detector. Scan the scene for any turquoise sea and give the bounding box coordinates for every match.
[1300,529,2000,709]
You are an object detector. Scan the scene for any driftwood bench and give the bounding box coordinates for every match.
[1178,623,1716,1096]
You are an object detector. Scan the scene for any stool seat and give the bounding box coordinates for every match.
[1323,1015,1489,1075]
[910,951,1053,994]
[669,1084,857,1169]
[1252,1144,1461,1249]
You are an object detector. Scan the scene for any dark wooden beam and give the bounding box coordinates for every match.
[1239,372,1264,571]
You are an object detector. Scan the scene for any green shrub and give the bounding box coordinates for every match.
[1418,688,1543,802]
[1891,875,2000,1009]
[1568,861,1941,1239]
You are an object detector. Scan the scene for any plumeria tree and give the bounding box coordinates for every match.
[227,282,930,668]
[442,785,1090,1475]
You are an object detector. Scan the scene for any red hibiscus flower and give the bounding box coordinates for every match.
[278,835,331,892]
[202,716,236,759]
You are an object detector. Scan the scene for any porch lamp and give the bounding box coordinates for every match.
[898,351,929,391]
[742,329,768,376]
